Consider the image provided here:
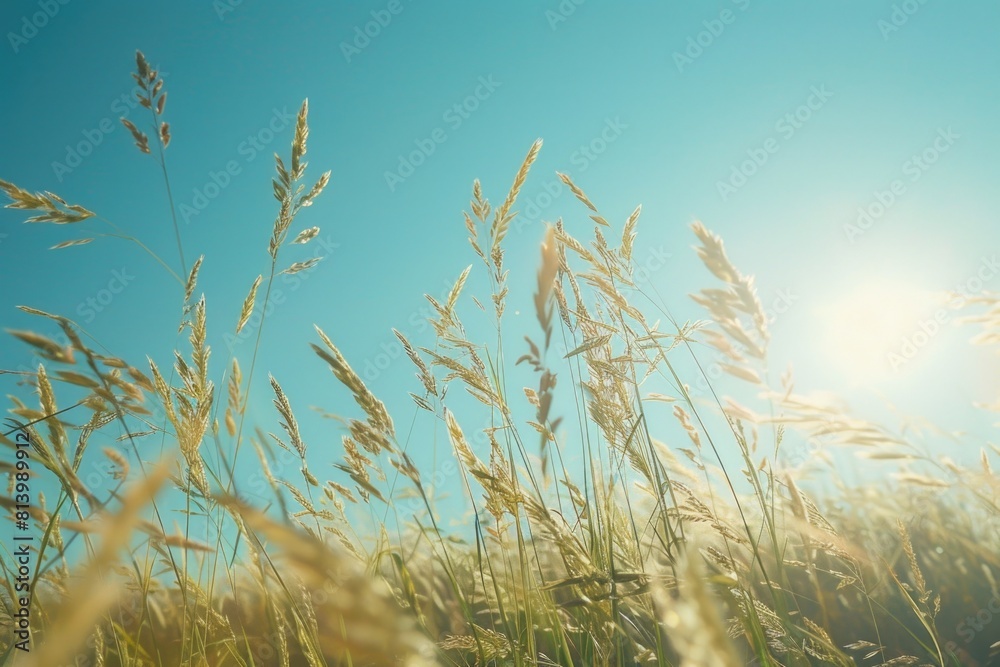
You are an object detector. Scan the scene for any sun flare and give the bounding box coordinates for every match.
[817,281,940,384]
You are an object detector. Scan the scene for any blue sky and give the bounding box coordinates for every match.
[1,1,999,539]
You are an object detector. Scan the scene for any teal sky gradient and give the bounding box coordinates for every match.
[2,1,999,541]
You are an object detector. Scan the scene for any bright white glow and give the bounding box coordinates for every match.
[817,281,940,384]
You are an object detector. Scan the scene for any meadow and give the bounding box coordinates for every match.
[1,51,1000,667]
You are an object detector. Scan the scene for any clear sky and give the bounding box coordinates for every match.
[2,1,999,536]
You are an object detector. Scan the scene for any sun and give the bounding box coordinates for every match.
[816,280,940,385]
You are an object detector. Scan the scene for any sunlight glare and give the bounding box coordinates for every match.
[817,281,939,384]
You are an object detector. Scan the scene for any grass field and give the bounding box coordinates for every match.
[2,52,999,667]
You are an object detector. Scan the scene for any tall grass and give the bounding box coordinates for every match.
[1,52,999,666]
